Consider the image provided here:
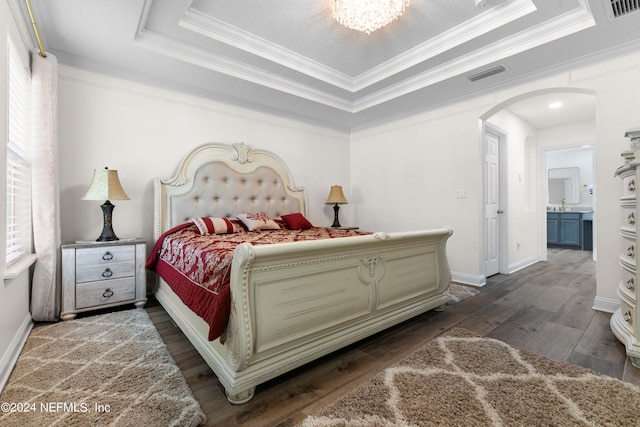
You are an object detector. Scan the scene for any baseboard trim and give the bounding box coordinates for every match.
[508,256,539,274]
[592,297,620,313]
[0,313,33,392]
[451,271,486,287]
[593,296,619,314]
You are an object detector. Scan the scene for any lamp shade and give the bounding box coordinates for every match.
[325,185,348,205]
[82,167,130,201]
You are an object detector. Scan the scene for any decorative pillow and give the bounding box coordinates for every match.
[281,212,313,230]
[236,213,281,231]
[192,217,238,235]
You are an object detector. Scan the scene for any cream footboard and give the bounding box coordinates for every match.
[152,143,452,403]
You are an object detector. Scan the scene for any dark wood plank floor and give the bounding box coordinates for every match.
[145,248,640,426]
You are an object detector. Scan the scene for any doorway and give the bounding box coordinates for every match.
[481,88,596,280]
[542,144,596,259]
[484,123,507,277]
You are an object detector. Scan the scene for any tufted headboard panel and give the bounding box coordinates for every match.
[153,143,306,240]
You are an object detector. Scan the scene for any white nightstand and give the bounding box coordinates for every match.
[61,239,147,320]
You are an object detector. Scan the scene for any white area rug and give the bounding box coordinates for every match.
[298,328,640,426]
[0,309,205,426]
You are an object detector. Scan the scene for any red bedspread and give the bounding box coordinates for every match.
[146,223,367,341]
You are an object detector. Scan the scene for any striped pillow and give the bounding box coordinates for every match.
[193,217,237,235]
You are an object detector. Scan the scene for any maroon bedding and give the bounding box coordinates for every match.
[146,222,367,341]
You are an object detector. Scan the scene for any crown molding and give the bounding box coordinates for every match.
[133,28,354,112]
[179,7,356,92]
[352,0,536,90]
[133,0,596,115]
[353,2,596,112]
[178,0,536,93]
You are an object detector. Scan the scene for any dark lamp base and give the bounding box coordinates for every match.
[97,200,119,242]
[331,203,342,228]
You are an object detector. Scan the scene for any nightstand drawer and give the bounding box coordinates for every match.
[75,278,136,309]
[76,245,135,266]
[76,261,135,283]
[61,239,147,320]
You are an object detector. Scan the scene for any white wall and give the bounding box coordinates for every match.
[42,31,640,353]
[0,0,33,391]
[486,110,539,273]
[351,100,490,284]
[352,52,640,303]
[57,67,352,248]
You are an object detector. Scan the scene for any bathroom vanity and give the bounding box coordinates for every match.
[546,211,593,250]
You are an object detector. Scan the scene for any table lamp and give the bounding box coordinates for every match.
[82,167,129,241]
[325,185,348,228]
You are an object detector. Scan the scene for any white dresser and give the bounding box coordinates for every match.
[61,239,147,320]
[612,132,640,366]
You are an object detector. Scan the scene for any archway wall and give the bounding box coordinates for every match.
[484,109,540,272]
[350,51,640,303]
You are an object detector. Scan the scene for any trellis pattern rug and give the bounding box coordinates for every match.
[298,328,640,426]
[0,309,205,427]
[445,283,479,304]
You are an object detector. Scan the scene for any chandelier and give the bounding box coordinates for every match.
[330,0,410,34]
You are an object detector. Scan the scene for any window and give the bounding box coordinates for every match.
[6,39,32,266]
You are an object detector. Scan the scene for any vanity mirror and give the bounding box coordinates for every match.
[548,167,580,204]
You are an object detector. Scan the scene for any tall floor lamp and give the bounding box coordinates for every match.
[325,185,348,228]
[82,167,129,241]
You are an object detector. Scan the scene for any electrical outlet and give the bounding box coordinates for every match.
[456,189,469,199]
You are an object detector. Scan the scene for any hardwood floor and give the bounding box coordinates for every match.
[145,248,640,426]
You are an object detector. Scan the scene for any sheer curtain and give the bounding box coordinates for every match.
[30,52,61,321]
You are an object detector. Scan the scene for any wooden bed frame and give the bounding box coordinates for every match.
[152,142,453,404]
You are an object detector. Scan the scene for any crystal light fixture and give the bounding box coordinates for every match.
[330,0,410,34]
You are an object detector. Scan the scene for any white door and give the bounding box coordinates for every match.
[485,129,501,276]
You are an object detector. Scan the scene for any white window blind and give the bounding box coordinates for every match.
[6,39,32,266]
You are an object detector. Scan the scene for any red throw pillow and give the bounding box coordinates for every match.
[192,217,238,235]
[281,213,313,230]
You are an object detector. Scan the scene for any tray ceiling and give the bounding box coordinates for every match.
[22,0,640,130]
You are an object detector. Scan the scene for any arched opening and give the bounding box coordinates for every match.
[480,88,596,278]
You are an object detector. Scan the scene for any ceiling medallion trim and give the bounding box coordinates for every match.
[329,0,410,34]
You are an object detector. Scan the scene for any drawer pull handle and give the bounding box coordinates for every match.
[103,288,114,298]
[629,212,636,225]
[628,245,635,258]
[624,311,633,323]
[102,268,113,278]
[627,278,636,290]
[102,251,113,261]
[630,179,636,192]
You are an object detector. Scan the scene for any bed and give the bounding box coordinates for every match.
[149,142,453,404]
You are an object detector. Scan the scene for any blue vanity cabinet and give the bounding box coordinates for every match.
[547,212,583,248]
[547,213,560,245]
[559,213,582,246]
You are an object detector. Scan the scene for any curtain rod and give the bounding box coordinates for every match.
[25,0,46,58]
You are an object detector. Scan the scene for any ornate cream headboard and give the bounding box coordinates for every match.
[153,143,306,240]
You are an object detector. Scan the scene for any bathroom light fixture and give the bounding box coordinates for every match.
[329,0,410,34]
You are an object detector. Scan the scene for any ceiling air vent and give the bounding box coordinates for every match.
[466,65,506,82]
[608,0,640,18]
